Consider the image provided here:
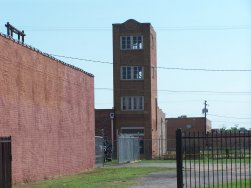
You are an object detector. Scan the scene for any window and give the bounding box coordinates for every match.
[121,127,144,135]
[121,96,144,111]
[121,36,143,50]
[121,36,131,49]
[121,66,143,80]
[133,66,143,79]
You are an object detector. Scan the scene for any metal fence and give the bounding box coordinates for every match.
[0,136,12,188]
[117,135,140,164]
[176,129,251,188]
[95,136,104,166]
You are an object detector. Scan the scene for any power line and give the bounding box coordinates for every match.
[94,88,251,95]
[50,54,251,72]
[156,66,251,72]
[158,100,251,104]
[208,114,251,120]
[19,25,251,31]
[50,54,113,64]
[158,90,251,94]
[212,120,251,124]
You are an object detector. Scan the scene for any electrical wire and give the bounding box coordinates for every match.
[94,87,251,95]
[50,54,113,64]
[50,54,251,72]
[19,25,251,31]
[208,114,251,120]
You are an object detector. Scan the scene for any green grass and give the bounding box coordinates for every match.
[103,159,176,166]
[201,179,250,188]
[14,167,174,188]
[138,159,176,163]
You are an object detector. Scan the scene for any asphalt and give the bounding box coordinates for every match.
[105,162,177,188]
[128,171,177,188]
[105,162,250,188]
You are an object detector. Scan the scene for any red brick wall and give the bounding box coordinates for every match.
[166,117,212,150]
[95,109,114,140]
[0,35,95,183]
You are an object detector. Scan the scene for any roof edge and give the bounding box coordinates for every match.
[0,32,94,78]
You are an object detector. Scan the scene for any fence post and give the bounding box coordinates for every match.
[9,136,12,188]
[176,129,183,188]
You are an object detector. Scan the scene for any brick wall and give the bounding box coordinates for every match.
[95,109,114,140]
[0,35,95,183]
[166,117,212,150]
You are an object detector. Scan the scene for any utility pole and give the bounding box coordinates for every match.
[202,100,208,133]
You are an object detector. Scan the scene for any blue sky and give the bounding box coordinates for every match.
[1,0,251,129]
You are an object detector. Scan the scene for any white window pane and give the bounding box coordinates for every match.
[138,36,143,49]
[138,67,143,79]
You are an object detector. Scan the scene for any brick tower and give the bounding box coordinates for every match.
[112,19,162,159]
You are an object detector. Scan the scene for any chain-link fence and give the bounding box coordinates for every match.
[115,137,176,160]
[117,135,140,164]
[95,136,104,166]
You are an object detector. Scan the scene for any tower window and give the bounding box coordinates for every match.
[121,36,143,50]
[121,96,144,111]
[121,66,144,80]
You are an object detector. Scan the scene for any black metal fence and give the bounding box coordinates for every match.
[0,136,12,188]
[176,129,251,188]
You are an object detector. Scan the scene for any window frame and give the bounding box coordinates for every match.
[121,96,144,111]
[120,35,143,50]
[120,66,144,80]
[121,127,144,136]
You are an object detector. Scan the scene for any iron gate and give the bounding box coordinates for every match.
[176,129,251,188]
[0,136,12,188]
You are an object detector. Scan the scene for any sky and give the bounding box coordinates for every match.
[1,0,251,129]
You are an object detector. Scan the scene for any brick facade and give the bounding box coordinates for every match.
[95,109,114,140]
[112,20,165,159]
[166,117,212,150]
[0,34,95,183]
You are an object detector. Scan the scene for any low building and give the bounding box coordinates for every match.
[95,109,114,141]
[166,116,211,150]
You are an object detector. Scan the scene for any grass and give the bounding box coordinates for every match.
[138,159,176,163]
[201,179,250,188]
[104,159,176,165]
[14,167,174,188]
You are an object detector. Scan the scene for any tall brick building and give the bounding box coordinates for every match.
[112,19,165,159]
[0,33,95,183]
